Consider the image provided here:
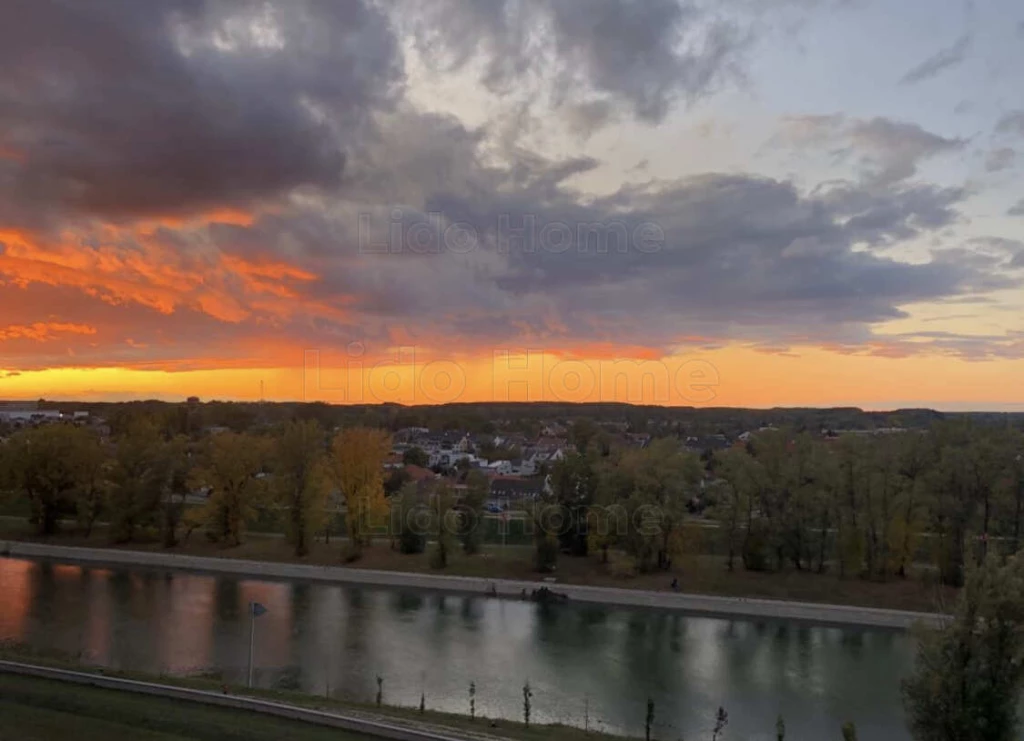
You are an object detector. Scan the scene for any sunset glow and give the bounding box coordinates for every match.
[1,1,1022,410]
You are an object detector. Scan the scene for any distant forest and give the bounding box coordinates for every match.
[29,399,1024,438]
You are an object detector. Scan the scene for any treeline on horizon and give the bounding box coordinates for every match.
[24,397,1024,439]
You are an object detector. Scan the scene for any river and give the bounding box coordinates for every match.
[0,557,914,740]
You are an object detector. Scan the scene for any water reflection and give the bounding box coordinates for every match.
[0,557,914,741]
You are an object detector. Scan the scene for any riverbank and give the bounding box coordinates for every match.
[0,515,959,615]
[0,650,631,741]
[0,539,944,628]
[0,670,376,741]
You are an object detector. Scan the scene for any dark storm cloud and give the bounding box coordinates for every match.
[404,0,747,124]
[0,0,401,223]
[899,33,971,85]
[209,110,1012,355]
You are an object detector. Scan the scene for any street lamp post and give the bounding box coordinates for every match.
[247,601,267,688]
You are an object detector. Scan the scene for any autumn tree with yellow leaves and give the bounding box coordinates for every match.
[331,427,390,560]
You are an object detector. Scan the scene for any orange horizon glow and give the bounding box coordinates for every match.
[3,346,1024,411]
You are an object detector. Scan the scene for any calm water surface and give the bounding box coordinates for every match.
[0,557,914,740]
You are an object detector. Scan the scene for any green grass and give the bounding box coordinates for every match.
[0,515,958,613]
[0,674,376,741]
[0,644,635,741]
[0,700,195,741]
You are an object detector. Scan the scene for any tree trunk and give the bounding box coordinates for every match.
[816,508,829,574]
[1014,470,1023,554]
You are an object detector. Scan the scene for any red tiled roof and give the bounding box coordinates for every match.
[404,464,437,482]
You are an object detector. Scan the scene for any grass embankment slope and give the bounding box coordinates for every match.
[0,644,630,741]
[0,516,957,613]
[0,674,375,741]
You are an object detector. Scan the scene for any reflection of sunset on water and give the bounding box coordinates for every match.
[82,568,111,664]
[0,558,36,641]
[238,579,293,674]
[0,558,916,740]
[156,574,217,673]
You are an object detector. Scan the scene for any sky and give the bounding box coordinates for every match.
[1,0,1023,410]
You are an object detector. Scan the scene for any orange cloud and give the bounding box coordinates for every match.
[0,223,342,328]
[0,322,97,342]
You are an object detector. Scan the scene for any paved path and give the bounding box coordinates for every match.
[0,540,945,629]
[0,660,505,741]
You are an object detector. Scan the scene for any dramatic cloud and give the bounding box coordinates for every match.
[899,34,971,85]
[0,0,1021,376]
[779,115,966,186]
[1010,199,1024,217]
[403,0,748,124]
[0,0,401,225]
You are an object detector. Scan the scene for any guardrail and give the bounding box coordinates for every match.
[0,660,502,741]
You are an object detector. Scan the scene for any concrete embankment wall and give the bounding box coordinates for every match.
[0,540,943,629]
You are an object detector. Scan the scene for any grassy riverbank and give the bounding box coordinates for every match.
[0,673,378,741]
[0,644,633,741]
[0,517,956,613]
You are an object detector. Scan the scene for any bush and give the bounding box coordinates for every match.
[340,542,362,563]
[742,525,771,572]
[608,550,637,578]
[534,535,558,573]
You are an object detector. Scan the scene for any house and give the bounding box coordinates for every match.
[427,450,477,469]
[508,458,534,476]
[469,432,497,449]
[489,476,544,501]
[483,459,513,476]
[684,435,730,453]
[624,433,651,448]
[541,422,567,437]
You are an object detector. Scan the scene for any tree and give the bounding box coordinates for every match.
[714,449,759,572]
[331,427,390,559]
[108,420,170,543]
[429,484,456,569]
[550,453,597,556]
[193,432,265,546]
[76,437,110,538]
[616,440,701,572]
[273,420,330,557]
[395,483,428,554]
[903,553,1024,741]
[712,706,729,741]
[531,502,559,573]
[457,470,488,555]
[402,447,429,467]
[160,436,193,547]
[4,425,102,535]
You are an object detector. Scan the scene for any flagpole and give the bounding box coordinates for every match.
[247,601,255,688]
